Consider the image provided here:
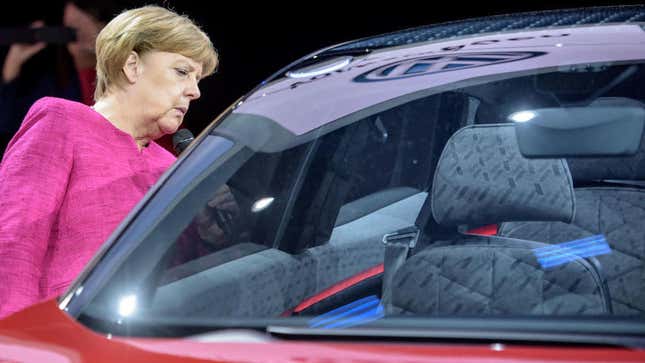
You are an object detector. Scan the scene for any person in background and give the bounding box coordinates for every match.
[0,5,218,318]
[0,1,120,154]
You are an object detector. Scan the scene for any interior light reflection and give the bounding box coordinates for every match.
[508,111,536,123]
[251,197,275,212]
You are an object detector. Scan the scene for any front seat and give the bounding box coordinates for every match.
[388,124,611,315]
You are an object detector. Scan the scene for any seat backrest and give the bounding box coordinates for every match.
[430,124,575,227]
[389,124,611,315]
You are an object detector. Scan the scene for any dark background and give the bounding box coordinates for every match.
[2,0,644,134]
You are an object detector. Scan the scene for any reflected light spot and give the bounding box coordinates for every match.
[491,343,505,351]
[286,57,352,78]
[251,197,275,212]
[534,235,611,269]
[118,295,137,317]
[509,111,536,123]
[309,295,384,329]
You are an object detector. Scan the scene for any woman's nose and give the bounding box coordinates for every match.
[186,78,201,100]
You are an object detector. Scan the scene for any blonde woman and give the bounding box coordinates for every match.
[0,6,218,318]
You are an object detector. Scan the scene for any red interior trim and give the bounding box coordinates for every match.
[291,263,384,314]
[466,224,498,236]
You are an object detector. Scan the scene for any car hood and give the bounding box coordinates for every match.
[1,299,644,362]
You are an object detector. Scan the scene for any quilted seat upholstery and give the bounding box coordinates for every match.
[499,188,645,314]
[389,124,610,315]
[392,237,607,315]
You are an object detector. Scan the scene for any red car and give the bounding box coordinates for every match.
[2,5,645,362]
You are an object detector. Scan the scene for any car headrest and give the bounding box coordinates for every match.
[567,98,645,181]
[431,124,575,227]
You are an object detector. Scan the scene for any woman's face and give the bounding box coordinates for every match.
[134,51,203,139]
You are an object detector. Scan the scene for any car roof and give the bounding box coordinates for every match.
[232,15,645,136]
[324,5,645,54]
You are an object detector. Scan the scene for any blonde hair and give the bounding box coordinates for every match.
[94,5,218,100]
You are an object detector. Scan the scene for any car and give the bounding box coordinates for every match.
[2,4,645,362]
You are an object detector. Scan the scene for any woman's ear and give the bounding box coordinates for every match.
[122,51,141,84]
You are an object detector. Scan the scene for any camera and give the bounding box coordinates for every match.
[0,27,77,45]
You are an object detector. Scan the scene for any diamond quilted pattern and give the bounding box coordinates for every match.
[391,238,605,315]
[499,188,645,314]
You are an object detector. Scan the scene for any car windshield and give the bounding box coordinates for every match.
[67,24,645,339]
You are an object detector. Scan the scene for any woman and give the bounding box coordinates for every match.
[0,6,218,318]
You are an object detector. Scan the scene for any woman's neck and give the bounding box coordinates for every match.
[93,94,151,150]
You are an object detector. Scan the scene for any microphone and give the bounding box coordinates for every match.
[172,128,194,155]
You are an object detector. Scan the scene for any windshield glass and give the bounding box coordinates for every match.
[70,31,645,338]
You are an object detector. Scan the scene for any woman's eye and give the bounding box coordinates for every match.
[175,68,189,76]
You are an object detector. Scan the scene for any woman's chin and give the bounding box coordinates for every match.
[159,121,180,136]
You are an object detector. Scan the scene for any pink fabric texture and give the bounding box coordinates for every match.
[0,97,176,318]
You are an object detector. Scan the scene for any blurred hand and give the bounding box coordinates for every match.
[2,21,46,83]
[63,2,102,70]
[195,185,241,248]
